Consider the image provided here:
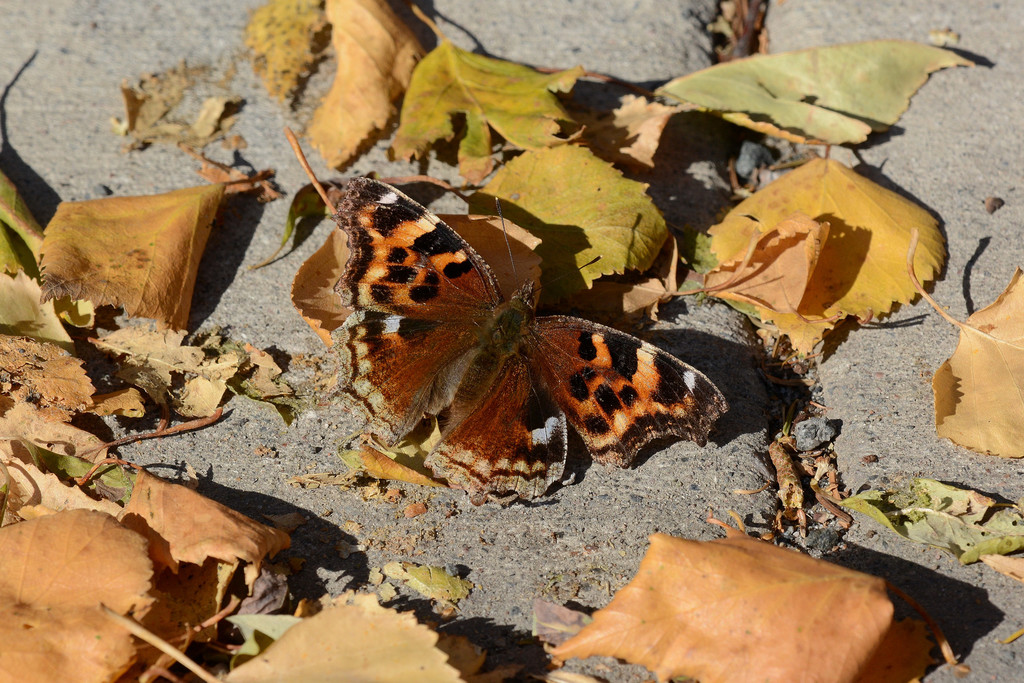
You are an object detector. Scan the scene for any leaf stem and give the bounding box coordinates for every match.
[284,127,336,212]
[906,227,962,328]
[101,604,221,683]
[406,1,447,42]
[883,581,964,672]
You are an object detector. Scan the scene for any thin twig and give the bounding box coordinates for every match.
[76,407,223,470]
[101,604,221,683]
[0,457,10,527]
[284,127,336,212]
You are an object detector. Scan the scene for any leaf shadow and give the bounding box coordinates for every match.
[831,542,1002,663]
[963,236,991,316]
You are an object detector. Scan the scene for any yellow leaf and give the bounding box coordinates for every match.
[0,168,44,274]
[553,532,927,683]
[577,94,684,169]
[658,40,972,145]
[470,146,667,302]
[707,158,945,353]
[392,41,583,183]
[39,184,225,330]
[382,561,472,604]
[226,593,463,682]
[245,0,327,101]
[0,510,153,683]
[931,268,1024,457]
[0,271,74,351]
[307,0,424,168]
[89,387,146,418]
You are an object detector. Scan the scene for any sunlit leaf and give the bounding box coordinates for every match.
[577,95,683,169]
[0,335,93,418]
[0,272,74,351]
[0,168,44,275]
[245,0,327,101]
[382,561,472,604]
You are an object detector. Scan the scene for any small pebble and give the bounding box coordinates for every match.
[793,417,837,451]
[735,141,775,181]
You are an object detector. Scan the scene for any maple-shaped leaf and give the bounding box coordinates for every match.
[0,510,153,682]
[658,40,972,145]
[842,478,1024,564]
[577,94,684,169]
[470,145,667,302]
[925,268,1024,457]
[307,0,424,168]
[119,469,290,586]
[704,158,944,353]
[391,40,583,183]
[39,184,225,330]
[245,0,327,101]
[553,532,933,683]
[226,593,463,682]
[0,168,44,275]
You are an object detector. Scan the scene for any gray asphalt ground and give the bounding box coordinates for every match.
[2,0,1021,680]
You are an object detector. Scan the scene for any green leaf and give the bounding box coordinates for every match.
[391,40,583,182]
[658,40,972,145]
[841,478,1024,564]
[0,168,44,275]
[226,614,302,668]
[25,442,135,506]
[469,145,667,302]
[382,561,472,604]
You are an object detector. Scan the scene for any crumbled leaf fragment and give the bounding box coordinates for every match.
[577,95,684,169]
[382,561,472,604]
[307,0,424,168]
[658,40,973,144]
[245,0,326,101]
[470,145,667,302]
[392,40,583,182]
[40,184,225,330]
[0,335,93,417]
[842,478,1024,564]
[932,268,1024,457]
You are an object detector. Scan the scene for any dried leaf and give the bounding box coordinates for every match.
[658,40,972,144]
[308,0,424,168]
[292,228,351,345]
[470,146,667,302]
[0,272,75,351]
[0,402,106,462]
[578,95,684,169]
[119,469,290,585]
[553,532,911,683]
[842,478,1024,564]
[533,599,590,646]
[382,561,472,604]
[245,0,326,101]
[0,456,123,522]
[392,41,582,182]
[40,185,225,330]
[90,387,146,418]
[980,554,1024,583]
[0,335,93,417]
[706,159,945,353]
[931,268,1024,457]
[226,613,303,667]
[0,510,153,682]
[226,593,462,682]
[0,168,44,274]
[438,214,542,300]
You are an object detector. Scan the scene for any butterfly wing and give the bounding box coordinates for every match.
[529,315,728,466]
[334,178,504,442]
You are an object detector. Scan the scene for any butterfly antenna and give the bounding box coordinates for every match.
[534,255,602,300]
[494,198,520,286]
[284,127,336,212]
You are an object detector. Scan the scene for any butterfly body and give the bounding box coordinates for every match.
[333,178,727,504]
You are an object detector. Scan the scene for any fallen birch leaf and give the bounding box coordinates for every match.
[0,510,153,683]
[226,593,462,682]
[659,40,972,144]
[842,478,1024,564]
[0,272,75,351]
[553,532,929,683]
[705,158,944,353]
[40,184,225,330]
[382,561,472,604]
[245,0,326,101]
[307,0,424,168]
[470,146,667,302]
[928,268,1024,457]
[392,40,582,183]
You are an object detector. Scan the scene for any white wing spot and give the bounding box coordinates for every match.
[378,191,400,205]
[683,370,697,392]
[382,314,404,334]
[531,416,561,445]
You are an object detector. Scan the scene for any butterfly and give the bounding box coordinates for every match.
[332,177,727,504]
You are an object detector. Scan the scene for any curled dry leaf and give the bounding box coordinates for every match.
[292,227,352,346]
[0,335,94,418]
[391,40,583,183]
[0,402,106,463]
[0,510,154,683]
[658,40,972,145]
[40,184,225,330]
[0,456,123,523]
[469,146,668,303]
[705,158,945,353]
[307,0,424,168]
[226,593,463,683]
[119,469,290,586]
[0,272,74,351]
[927,268,1024,457]
[89,387,146,418]
[553,532,931,683]
[842,478,1024,564]
[341,418,445,488]
[245,0,326,101]
[980,554,1024,583]
[577,94,685,169]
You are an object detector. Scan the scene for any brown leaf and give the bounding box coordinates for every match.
[553,532,906,682]
[40,185,225,330]
[0,402,106,463]
[0,335,94,419]
[578,95,684,169]
[291,228,352,346]
[119,469,289,585]
[0,510,153,682]
[307,0,424,168]
[0,456,123,522]
[981,554,1024,583]
[533,599,590,646]
[438,214,542,300]
[89,387,146,418]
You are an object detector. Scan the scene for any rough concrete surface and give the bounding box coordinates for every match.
[1,0,1019,680]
